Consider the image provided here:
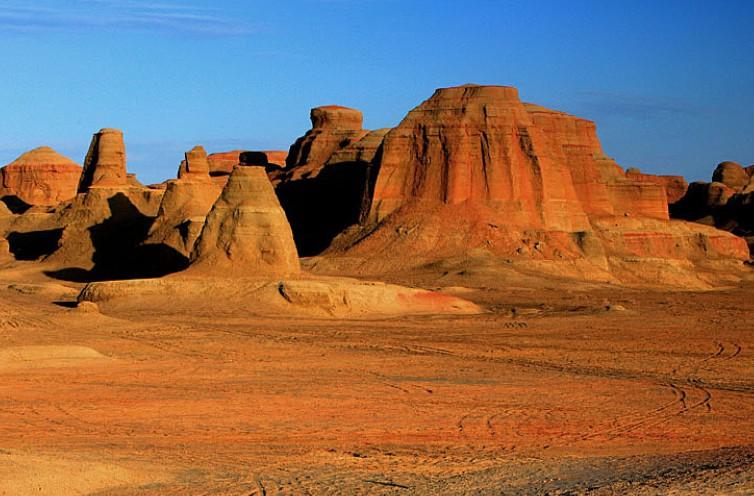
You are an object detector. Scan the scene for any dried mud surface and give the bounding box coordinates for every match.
[0,270,753,495]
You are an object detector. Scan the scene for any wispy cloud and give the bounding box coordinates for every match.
[574,91,706,120]
[0,0,253,36]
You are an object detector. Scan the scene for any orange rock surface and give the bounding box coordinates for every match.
[78,128,128,192]
[319,85,748,280]
[285,106,367,180]
[0,147,82,207]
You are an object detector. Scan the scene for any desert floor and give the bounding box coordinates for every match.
[0,266,753,495]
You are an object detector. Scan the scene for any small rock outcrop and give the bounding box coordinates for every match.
[145,146,222,258]
[189,163,300,277]
[712,161,750,190]
[285,106,367,178]
[202,150,288,189]
[0,147,82,207]
[176,146,211,180]
[672,161,754,254]
[78,128,128,192]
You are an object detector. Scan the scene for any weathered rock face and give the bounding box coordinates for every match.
[189,164,299,277]
[324,84,748,282]
[625,169,689,205]
[206,150,288,176]
[672,162,754,254]
[205,150,288,189]
[0,237,10,262]
[712,161,749,189]
[41,187,163,275]
[274,123,389,256]
[286,106,367,177]
[176,146,211,181]
[5,129,166,277]
[0,147,82,207]
[146,146,222,258]
[78,129,127,192]
[327,128,389,169]
[367,86,591,229]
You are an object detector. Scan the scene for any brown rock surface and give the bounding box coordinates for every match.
[0,237,10,261]
[206,150,288,176]
[176,146,212,181]
[41,187,164,274]
[78,129,128,192]
[0,147,82,207]
[189,164,300,277]
[712,161,749,189]
[285,105,367,179]
[146,147,222,258]
[672,163,754,255]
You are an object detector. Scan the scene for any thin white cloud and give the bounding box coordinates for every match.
[575,91,706,120]
[0,0,253,36]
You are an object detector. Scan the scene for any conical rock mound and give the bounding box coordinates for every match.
[189,165,299,277]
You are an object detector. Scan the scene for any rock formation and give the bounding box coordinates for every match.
[275,111,388,255]
[200,150,288,189]
[285,106,367,178]
[625,168,689,205]
[318,84,747,282]
[78,129,128,192]
[13,128,166,277]
[712,161,750,189]
[0,237,10,262]
[145,146,221,258]
[189,163,299,277]
[672,161,754,254]
[0,147,82,208]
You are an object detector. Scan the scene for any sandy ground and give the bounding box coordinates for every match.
[0,267,753,494]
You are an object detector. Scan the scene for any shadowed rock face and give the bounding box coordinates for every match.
[0,147,82,207]
[286,105,367,175]
[672,161,754,254]
[189,164,300,277]
[78,129,127,192]
[274,128,389,256]
[0,129,167,280]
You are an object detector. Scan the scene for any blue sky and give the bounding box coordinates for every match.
[0,0,752,184]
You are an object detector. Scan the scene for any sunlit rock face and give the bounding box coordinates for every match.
[0,147,82,207]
